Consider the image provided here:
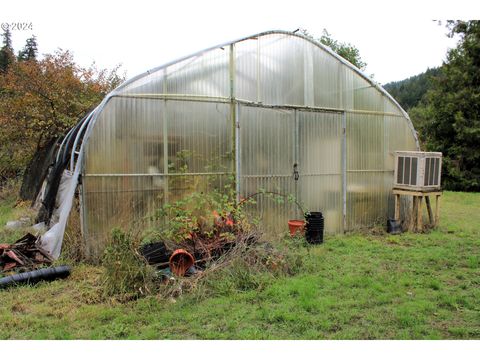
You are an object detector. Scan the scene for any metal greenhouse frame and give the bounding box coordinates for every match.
[54,30,419,259]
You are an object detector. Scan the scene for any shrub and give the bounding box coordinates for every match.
[102,228,156,302]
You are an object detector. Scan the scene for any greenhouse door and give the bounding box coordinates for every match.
[238,105,344,233]
[295,110,344,233]
[238,105,296,232]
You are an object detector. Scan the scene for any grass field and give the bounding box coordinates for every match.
[0,191,479,339]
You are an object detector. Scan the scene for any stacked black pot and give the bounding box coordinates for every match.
[304,212,324,244]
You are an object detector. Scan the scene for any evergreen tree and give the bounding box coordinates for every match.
[383,67,441,110]
[412,21,480,191]
[18,35,38,61]
[0,29,14,72]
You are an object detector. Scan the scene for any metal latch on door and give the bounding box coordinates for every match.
[293,163,299,181]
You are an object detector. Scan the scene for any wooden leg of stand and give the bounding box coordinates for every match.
[409,196,417,232]
[425,196,433,226]
[417,196,423,231]
[435,195,441,227]
[395,194,400,221]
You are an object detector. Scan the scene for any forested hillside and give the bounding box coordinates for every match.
[383,67,440,110]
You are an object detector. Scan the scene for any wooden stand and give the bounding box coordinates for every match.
[393,188,442,232]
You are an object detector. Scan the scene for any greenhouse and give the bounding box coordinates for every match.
[45,30,419,259]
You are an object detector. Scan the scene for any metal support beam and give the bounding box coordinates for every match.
[229,44,240,202]
[162,69,169,204]
[342,111,347,232]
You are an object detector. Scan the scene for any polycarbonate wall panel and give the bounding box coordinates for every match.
[345,113,417,229]
[346,113,388,229]
[235,34,344,108]
[312,47,342,109]
[85,97,166,175]
[83,99,233,258]
[236,34,308,106]
[119,48,230,97]
[165,48,230,97]
[257,34,305,106]
[166,100,232,174]
[82,176,166,260]
[239,105,296,233]
[297,111,343,232]
[352,75,385,113]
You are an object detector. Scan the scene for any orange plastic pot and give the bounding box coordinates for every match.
[169,249,195,276]
[288,220,305,236]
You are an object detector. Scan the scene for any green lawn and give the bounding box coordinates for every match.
[0,191,479,339]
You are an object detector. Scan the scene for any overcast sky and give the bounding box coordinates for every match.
[2,0,478,85]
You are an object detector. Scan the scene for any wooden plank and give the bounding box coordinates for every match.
[394,194,400,221]
[425,196,433,225]
[393,189,443,197]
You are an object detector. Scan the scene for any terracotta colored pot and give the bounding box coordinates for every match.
[169,249,195,276]
[288,220,305,236]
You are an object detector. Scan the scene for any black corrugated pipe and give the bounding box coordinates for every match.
[0,265,71,290]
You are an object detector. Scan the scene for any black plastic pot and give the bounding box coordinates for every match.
[387,218,402,234]
[0,265,71,290]
[305,212,324,244]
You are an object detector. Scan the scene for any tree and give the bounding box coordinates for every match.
[0,29,14,73]
[0,35,124,183]
[18,35,38,61]
[410,20,480,191]
[300,28,367,71]
[383,67,441,110]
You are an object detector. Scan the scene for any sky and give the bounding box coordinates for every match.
[1,0,479,85]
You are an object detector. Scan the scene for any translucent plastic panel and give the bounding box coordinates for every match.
[235,37,260,101]
[239,105,294,176]
[166,100,233,174]
[384,115,418,170]
[352,75,385,112]
[119,70,166,95]
[346,172,390,230]
[165,48,230,97]
[240,177,296,234]
[383,97,404,116]
[297,110,343,232]
[298,110,342,174]
[312,46,343,109]
[346,112,386,229]
[346,113,385,171]
[239,105,296,233]
[83,99,234,259]
[119,47,230,97]
[83,175,166,260]
[85,97,166,175]
[236,34,306,106]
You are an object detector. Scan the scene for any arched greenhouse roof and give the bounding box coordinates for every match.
[101,30,417,148]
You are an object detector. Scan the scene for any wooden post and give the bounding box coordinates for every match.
[417,196,423,231]
[435,194,441,226]
[395,194,400,221]
[425,196,433,225]
[409,196,417,232]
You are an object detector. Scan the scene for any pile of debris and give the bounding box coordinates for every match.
[0,233,53,272]
[140,210,259,277]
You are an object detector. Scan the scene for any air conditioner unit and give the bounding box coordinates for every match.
[394,151,442,191]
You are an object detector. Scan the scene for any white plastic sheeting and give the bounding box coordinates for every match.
[37,170,76,259]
